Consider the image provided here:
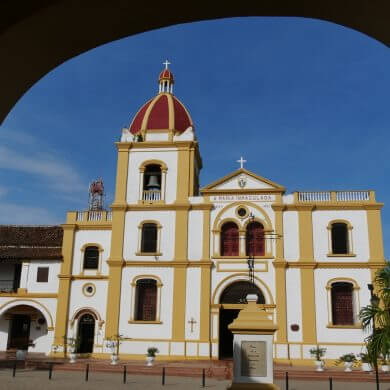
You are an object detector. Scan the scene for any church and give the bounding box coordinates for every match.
[0,64,386,364]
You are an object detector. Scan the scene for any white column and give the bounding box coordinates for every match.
[19,262,30,290]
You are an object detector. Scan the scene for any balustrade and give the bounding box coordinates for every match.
[142,190,161,202]
[297,190,372,203]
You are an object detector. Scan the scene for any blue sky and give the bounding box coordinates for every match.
[1,17,389,255]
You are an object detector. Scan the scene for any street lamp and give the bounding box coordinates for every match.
[247,213,255,285]
[368,283,380,390]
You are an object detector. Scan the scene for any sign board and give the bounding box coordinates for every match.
[210,195,275,202]
[240,341,267,377]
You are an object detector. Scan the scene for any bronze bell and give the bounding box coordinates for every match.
[146,175,160,190]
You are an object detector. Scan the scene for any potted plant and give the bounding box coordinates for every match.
[335,353,357,372]
[359,352,372,372]
[309,346,326,371]
[360,266,390,376]
[105,334,123,365]
[66,337,79,363]
[381,355,390,372]
[146,347,159,366]
[16,340,35,361]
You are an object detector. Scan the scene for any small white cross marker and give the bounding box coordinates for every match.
[163,60,171,70]
[188,317,197,333]
[237,156,247,169]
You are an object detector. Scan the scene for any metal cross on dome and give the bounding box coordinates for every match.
[237,156,247,169]
[163,60,171,69]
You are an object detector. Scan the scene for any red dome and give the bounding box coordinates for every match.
[129,93,193,135]
[159,69,174,83]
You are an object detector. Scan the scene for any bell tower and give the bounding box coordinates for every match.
[118,61,202,204]
[104,63,202,339]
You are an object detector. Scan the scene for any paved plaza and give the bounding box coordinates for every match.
[0,369,390,390]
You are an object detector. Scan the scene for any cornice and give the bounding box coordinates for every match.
[286,261,386,269]
[124,260,213,268]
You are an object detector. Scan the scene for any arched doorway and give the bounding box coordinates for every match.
[1,305,49,351]
[77,313,95,353]
[219,281,265,359]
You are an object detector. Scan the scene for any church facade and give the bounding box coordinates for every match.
[0,66,386,364]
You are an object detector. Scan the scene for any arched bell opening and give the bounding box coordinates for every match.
[143,164,162,201]
[218,281,266,359]
[76,313,95,354]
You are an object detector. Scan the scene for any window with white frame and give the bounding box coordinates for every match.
[137,221,162,255]
[129,276,163,323]
[328,221,354,256]
[326,280,360,327]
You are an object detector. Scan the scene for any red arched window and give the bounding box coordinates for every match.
[331,282,354,325]
[220,222,239,256]
[246,221,265,256]
[135,279,157,321]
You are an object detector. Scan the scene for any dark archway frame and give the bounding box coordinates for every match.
[1,1,390,124]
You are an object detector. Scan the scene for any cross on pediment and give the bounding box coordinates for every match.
[237,156,247,169]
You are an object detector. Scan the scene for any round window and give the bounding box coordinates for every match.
[237,208,247,218]
[82,283,96,297]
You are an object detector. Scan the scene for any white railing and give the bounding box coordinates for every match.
[335,191,370,202]
[297,191,371,203]
[143,190,161,202]
[298,192,331,202]
[88,211,102,221]
[74,211,112,222]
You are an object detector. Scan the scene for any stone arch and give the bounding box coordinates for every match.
[212,273,274,305]
[213,202,273,232]
[139,159,168,172]
[326,277,360,291]
[70,307,103,328]
[1,4,389,124]
[0,299,54,330]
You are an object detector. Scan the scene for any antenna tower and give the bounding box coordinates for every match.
[88,178,104,210]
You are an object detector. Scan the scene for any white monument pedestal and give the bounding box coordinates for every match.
[227,294,279,390]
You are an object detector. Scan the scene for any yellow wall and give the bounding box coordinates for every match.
[297,205,317,344]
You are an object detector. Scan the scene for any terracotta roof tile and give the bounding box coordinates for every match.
[0,226,63,260]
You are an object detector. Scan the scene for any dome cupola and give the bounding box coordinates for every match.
[158,60,174,93]
[129,61,194,135]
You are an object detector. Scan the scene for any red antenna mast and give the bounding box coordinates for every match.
[88,178,104,210]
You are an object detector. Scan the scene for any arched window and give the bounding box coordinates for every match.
[220,281,265,304]
[331,223,348,254]
[331,282,354,325]
[135,279,157,321]
[83,246,99,270]
[141,223,158,253]
[143,164,162,201]
[220,222,239,256]
[246,221,265,256]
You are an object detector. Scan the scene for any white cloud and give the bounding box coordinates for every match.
[0,202,60,225]
[0,128,85,194]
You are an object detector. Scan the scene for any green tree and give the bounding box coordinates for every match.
[359,265,390,368]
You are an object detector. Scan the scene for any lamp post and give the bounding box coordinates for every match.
[368,283,380,390]
[246,213,255,285]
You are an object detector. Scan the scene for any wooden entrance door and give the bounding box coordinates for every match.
[8,315,30,350]
[77,314,95,353]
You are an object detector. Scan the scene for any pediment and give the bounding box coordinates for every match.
[201,169,285,194]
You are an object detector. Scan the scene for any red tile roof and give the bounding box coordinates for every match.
[0,226,63,260]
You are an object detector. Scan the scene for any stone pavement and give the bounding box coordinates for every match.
[0,369,390,390]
